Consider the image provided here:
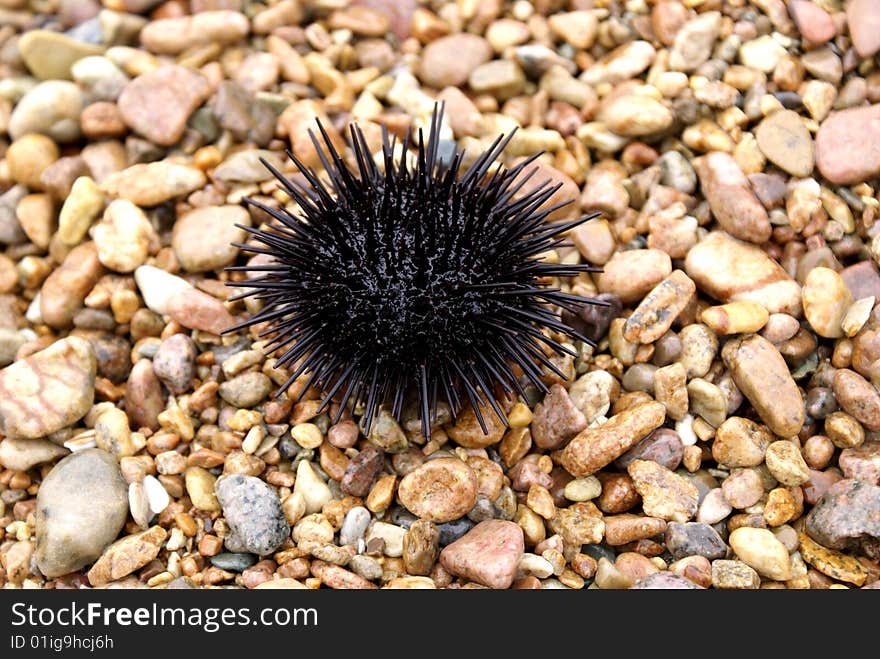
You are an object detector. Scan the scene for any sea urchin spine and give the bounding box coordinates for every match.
[225,105,605,440]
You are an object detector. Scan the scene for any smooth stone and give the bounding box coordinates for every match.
[805,478,880,549]
[172,205,250,272]
[92,200,154,273]
[133,265,193,315]
[152,333,197,395]
[665,522,728,560]
[210,552,257,573]
[166,288,237,336]
[8,80,84,143]
[847,0,880,58]
[87,525,167,586]
[0,437,68,471]
[118,65,210,146]
[139,11,250,55]
[695,152,771,244]
[292,460,333,515]
[0,337,95,439]
[728,526,791,581]
[18,30,104,80]
[35,449,128,577]
[100,161,206,207]
[755,109,814,177]
[815,104,880,185]
[439,520,524,589]
[685,231,802,315]
[40,241,104,328]
[418,34,492,88]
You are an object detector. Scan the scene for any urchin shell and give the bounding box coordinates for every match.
[226,106,604,438]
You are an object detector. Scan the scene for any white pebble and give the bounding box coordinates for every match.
[134,265,192,315]
[143,474,170,515]
[676,413,698,446]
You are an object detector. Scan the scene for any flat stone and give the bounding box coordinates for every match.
[18,30,104,80]
[816,104,880,185]
[560,401,666,476]
[665,522,728,560]
[418,34,492,88]
[8,80,83,143]
[722,334,804,437]
[597,248,672,305]
[100,161,206,207]
[755,110,814,177]
[695,152,771,244]
[685,232,802,315]
[39,241,104,328]
[439,520,524,589]
[139,10,250,55]
[788,0,836,44]
[669,11,721,71]
[35,449,129,577]
[847,0,880,58]
[87,526,167,587]
[166,288,237,336]
[118,65,210,147]
[172,205,250,272]
[398,457,478,523]
[531,384,587,450]
[0,337,95,439]
[0,437,68,472]
[623,270,696,344]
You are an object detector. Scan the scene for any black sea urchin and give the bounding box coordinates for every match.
[225,105,604,439]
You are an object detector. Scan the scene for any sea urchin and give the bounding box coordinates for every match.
[225,105,605,439]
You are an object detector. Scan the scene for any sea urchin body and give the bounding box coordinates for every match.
[225,106,604,439]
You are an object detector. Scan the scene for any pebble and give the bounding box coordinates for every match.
[212,83,275,148]
[0,437,67,471]
[59,176,104,246]
[623,270,696,344]
[701,300,769,335]
[631,571,702,589]
[468,60,524,101]
[365,521,406,558]
[100,163,206,207]
[805,478,880,549]
[728,526,792,581]
[712,417,772,467]
[597,249,672,305]
[788,0,835,45]
[803,267,852,338]
[510,158,580,223]
[739,35,787,73]
[839,442,880,484]
[697,488,733,525]
[604,514,666,546]
[799,532,867,586]
[398,458,477,523]
[92,200,155,273]
[721,334,805,437]
[815,104,880,185]
[41,240,104,328]
[214,150,284,183]
[18,30,104,81]
[627,459,699,523]
[339,506,371,546]
[581,40,656,86]
[210,552,257,573]
[8,80,83,142]
[133,265,192,315]
[665,521,728,560]
[722,469,764,508]
[7,133,59,189]
[293,460,332,515]
[755,110,814,177]
[615,428,683,471]
[139,11,249,55]
[87,525,166,587]
[185,467,220,512]
[603,93,673,138]
[695,152,771,244]
[418,34,492,89]
[35,449,128,577]
[847,0,880,58]
[439,520,524,589]
[832,369,880,431]
[669,11,721,72]
[0,337,95,439]
[118,65,210,146]
[561,401,666,476]
[152,334,197,395]
[219,371,272,409]
[686,232,802,315]
[711,560,760,589]
[215,474,290,556]
[531,384,586,450]
[340,444,383,497]
[166,288,237,336]
[172,205,250,273]
[764,440,810,486]
[445,403,506,449]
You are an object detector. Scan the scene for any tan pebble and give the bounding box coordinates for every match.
[803,267,852,338]
[842,297,874,338]
[728,527,791,581]
[653,362,689,421]
[397,458,477,523]
[560,401,666,476]
[627,459,698,523]
[623,270,696,344]
[764,440,811,486]
[824,411,865,449]
[701,301,769,335]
